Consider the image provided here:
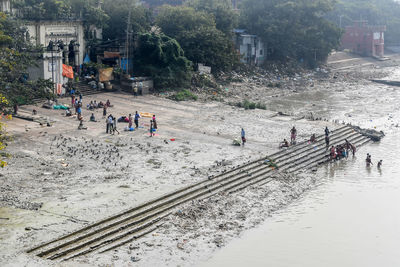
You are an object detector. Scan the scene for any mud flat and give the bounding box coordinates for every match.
[1,52,398,266]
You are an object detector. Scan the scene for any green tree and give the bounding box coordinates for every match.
[0,12,53,105]
[132,33,193,89]
[13,0,109,29]
[156,5,239,72]
[240,0,342,66]
[187,0,238,36]
[102,0,151,41]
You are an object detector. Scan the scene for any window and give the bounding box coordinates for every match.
[259,49,263,55]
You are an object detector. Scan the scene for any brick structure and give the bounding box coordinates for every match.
[341,20,386,58]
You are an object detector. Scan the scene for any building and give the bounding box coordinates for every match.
[1,0,102,93]
[0,0,10,13]
[234,29,265,66]
[341,20,386,58]
[25,20,91,68]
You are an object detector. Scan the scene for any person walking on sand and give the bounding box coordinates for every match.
[134,111,141,128]
[113,116,120,135]
[241,128,246,146]
[152,114,157,130]
[290,126,297,144]
[149,120,154,137]
[325,126,330,137]
[103,105,107,118]
[107,114,113,134]
[128,114,133,129]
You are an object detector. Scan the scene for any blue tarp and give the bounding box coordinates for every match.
[120,58,132,72]
[83,54,90,64]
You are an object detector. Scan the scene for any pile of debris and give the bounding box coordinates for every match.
[351,126,385,142]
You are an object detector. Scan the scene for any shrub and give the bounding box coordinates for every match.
[236,99,266,110]
[169,89,198,101]
[256,102,266,109]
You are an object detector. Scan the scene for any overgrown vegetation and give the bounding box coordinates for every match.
[156,5,239,73]
[132,33,193,89]
[235,99,266,110]
[102,0,151,41]
[0,12,53,106]
[168,89,198,101]
[240,0,342,67]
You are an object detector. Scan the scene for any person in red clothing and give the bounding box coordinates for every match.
[152,114,157,129]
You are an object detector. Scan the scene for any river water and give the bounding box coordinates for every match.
[201,68,400,267]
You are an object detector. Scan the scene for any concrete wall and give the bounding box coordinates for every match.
[26,51,64,93]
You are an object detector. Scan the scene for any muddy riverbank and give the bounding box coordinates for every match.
[1,53,399,266]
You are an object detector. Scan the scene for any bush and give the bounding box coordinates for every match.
[256,102,267,109]
[236,99,266,110]
[169,89,198,101]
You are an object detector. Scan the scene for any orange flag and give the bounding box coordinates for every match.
[62,64,74,79]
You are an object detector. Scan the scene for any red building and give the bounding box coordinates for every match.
[341,21,386,58]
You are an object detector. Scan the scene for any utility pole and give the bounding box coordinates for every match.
[339,15,344,28]
[125,9,132,75]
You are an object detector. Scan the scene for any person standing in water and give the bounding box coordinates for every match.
[377,160,383,168]
[366,153,373,167]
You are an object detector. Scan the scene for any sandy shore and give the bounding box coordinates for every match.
[0,52,397,266]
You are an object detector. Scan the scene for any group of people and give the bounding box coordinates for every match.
[127,112,141,129]
[279,126,297,148]
[327,135,356,161]
[106,114,119,135]
[329,143,352,161]
[132,81,143,97]
[277,126,359,162]
[87,100,107,110]
[103,111,156,136]
[366,153,383,168]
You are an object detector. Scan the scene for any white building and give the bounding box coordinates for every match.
[1,0,102,91]
[26,20,87,66]
[234,29,265,66]
[0,0,10,13]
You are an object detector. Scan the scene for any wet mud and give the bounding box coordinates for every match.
[1,54,400,266]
